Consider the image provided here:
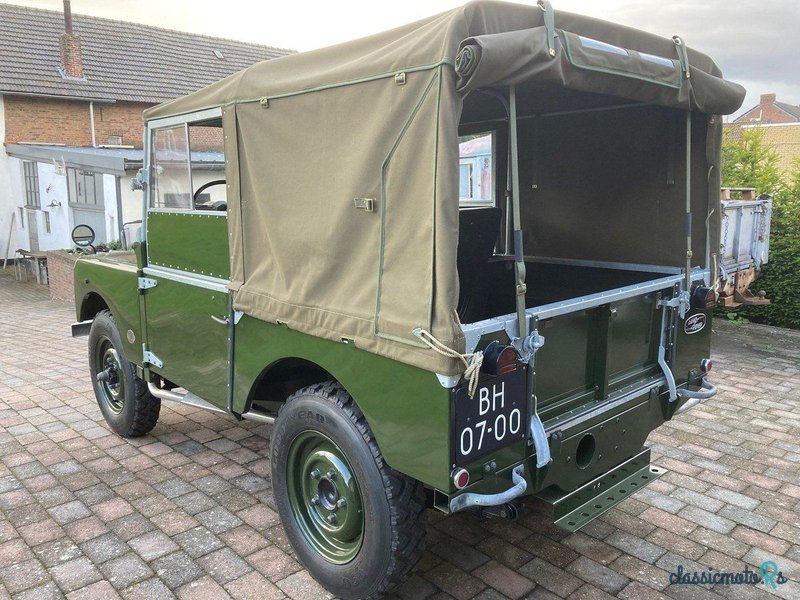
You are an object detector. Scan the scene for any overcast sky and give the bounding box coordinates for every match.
[7,0,800,118]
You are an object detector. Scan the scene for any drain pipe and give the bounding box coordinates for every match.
[89,101,97,147]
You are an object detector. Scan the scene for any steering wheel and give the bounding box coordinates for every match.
[193,179,226,204]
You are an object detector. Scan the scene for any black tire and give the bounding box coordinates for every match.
[271,382,426,600]
[88,310,160,437]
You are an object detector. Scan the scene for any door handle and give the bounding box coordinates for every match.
[210,315,230,325]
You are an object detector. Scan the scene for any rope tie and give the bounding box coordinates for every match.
[414,329,483,398]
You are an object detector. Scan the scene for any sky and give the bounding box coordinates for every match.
[6,0,800,118]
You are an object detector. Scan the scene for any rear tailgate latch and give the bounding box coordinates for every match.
[658,290,689,318]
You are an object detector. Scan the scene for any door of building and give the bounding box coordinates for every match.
[68,168,107,244]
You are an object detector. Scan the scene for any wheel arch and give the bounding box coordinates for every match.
[234,327,452,491]
[245,356,334,414]
[79,290,111,321]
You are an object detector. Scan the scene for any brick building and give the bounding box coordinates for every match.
[734,93,800,125]
[0,1,291,259]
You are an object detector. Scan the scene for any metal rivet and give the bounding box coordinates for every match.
[326,470,336,480]
[326,514,337,524]
[310,469,320,480]
[336,498,347,509]
[310,495,319,505]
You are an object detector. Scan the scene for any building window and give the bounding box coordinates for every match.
[67,168,105,208]
[18,207,25,228]
[23,161,41,208]
[458,132,495,206]
[44,212,51,233]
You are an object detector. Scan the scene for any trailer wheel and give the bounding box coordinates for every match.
[88,310,160,437]
[271,381,426,600]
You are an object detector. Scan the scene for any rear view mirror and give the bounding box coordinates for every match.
[71,224,96,248]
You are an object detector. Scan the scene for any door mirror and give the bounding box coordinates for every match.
[71,224,96,247]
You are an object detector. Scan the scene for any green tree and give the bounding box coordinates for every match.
[721,127,784,194]
[722,128,800,329]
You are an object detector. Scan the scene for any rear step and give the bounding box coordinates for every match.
[535,448,665,532]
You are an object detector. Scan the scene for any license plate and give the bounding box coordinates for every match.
[453,370,528,466]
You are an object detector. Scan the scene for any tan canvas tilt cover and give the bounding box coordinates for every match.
[144,1,745,376]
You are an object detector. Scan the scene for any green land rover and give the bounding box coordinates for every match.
[71,2,747,598]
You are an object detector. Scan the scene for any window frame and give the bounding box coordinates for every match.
[458,131,496,207]
[67,167,105,210]
[146,107,226,215]
[22,161,41,209]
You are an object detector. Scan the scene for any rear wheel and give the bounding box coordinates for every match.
[271,382,426,600]
[88,310,160,437]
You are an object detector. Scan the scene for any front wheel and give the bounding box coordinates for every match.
[271,382,426,600]
[88,310,160,437]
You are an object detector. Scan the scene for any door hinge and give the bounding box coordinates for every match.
[142,345,163,368]
[138,277,158,291]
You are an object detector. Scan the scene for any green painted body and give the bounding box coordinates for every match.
[74,240,711,498]
[147,211,230,279]
[74,253,143,364]
[233,315,453,489]
[144,276,230,404]
[72,120,712,511]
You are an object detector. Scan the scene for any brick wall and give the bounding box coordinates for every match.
[46,249,79,302]
[3,96,151,148]
[735,94,799,125]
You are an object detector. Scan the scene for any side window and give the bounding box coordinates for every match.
[23,161,41,208]
[458,132,495,206]
[150,118,226,211]
[189,120,226,211]
[151,124,192,209]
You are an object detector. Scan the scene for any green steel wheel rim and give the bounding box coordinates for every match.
[286,430,365,564]
[94,337,126,414]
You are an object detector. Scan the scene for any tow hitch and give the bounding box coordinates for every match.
[449,464,527,513]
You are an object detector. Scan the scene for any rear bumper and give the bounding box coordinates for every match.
[445,380,666,515]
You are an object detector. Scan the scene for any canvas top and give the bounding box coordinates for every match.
[145,0,744,121]
[141,2,745,378]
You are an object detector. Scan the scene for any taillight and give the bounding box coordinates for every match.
[690,285,716,310]
[482,342,519,376]
[452,468,470,490]
[700,358,713,373]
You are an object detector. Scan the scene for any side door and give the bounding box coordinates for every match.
[142,109,232,408]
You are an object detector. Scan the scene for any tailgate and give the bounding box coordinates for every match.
[535,293,662,421]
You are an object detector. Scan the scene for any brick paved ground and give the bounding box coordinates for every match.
[1,269,799,600]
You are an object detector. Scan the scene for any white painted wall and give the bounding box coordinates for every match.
[4,157,123,252]
[31,161,71,251]
[0,94,18,260]
[102,173,120,243]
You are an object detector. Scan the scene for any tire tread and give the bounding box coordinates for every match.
[281,381,426,599]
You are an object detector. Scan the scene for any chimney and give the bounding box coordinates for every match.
[760,93,776,107]
[59,0,84,79]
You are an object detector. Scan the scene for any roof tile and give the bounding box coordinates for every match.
[0,3,294,103]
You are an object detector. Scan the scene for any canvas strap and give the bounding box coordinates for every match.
[672,36,691,79]
[413,329,483,398]
[538,0,557,57]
